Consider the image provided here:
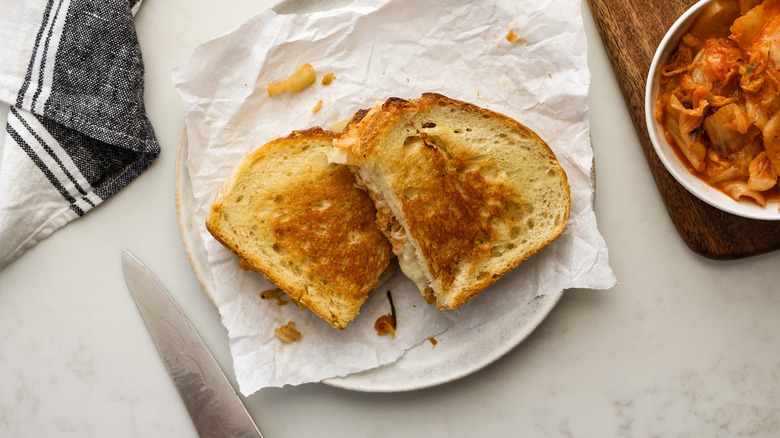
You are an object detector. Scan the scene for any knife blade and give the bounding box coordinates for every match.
[121,250,262,438]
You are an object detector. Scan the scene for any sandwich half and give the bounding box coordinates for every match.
[206,127,393,329]
[332,93,571,309]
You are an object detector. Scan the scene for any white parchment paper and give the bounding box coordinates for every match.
[173,0,616,394]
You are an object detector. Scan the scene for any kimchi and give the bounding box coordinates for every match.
[656,0,780,206]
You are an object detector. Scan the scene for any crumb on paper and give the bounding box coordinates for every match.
[505,15,527,45]
[506,29,527,44]
[237,259,253,271]
[374,314,396,338]
[274,321,301,342]
[427,336,438,347]
[321,72,335,85]
[406,77,410,83]
[267,81,286,97]
[282,63,315,92]
[312,99,323,113]
[260,288,288,306]
[267,63,316,97]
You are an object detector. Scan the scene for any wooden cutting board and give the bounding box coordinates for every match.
[587,0,780,260]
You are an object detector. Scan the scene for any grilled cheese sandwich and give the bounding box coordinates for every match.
[206,128,393,329]
[333,93,571,309]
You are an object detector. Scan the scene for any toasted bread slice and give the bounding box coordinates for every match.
[206,128,393,329]
[333,93,570,309]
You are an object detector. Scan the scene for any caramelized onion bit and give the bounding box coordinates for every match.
[374,314,396,338]
[275,321,302,343]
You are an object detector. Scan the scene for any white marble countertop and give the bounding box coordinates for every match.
[1,1,779,437]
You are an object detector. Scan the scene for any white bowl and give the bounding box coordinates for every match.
[645,0,780,220]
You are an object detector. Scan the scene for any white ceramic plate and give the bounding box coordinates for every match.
[174,129,562,392]
[644,0,780,220]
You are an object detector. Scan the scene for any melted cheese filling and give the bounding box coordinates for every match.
[329,101,431,292]
[359,170,430,292]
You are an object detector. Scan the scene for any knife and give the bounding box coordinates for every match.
[121,250,263,438]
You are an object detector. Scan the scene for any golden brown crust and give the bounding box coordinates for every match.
[286,126,337,142]
[270,165,390,300]
[205,127,392,329]
[342,93,571,309]
[354,97,414,157]
[400,148,513,292]
[357,93,561,161]
[345,108,370,132]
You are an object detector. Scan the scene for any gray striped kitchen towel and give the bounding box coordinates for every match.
[0,0,160,270]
